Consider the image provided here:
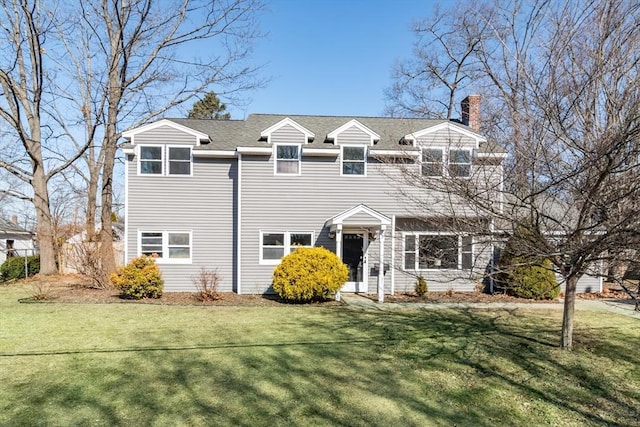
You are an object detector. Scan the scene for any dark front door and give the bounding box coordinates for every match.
[342,233,364,285]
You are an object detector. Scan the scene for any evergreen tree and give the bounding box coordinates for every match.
[187,92,231,119]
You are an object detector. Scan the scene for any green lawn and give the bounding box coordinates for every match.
[1,283,638,426]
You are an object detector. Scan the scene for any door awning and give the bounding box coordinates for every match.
[325,204,391,231]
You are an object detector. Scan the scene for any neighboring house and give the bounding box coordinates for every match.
[0,216,36,264]
[122,96,600,299]
[61,223,125,274]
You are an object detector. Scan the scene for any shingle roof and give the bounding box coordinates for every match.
[165,114,506,154]
[0,217,31,235]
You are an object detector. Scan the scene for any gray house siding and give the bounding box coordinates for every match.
[133,125,199,145]
[126,153,236,292]
[336,125,371,145]
[239,152,495,294]
[271,124,307,144]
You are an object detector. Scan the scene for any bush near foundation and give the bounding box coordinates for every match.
[272,247,348,302]
[0,255,40,281]
[509,257,560,300]
[110,256,163,299]
[414,275,428,296]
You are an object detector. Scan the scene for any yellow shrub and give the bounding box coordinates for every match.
[110,256,163,299]
[272,247,348,302]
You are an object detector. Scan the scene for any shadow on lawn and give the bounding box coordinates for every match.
[4,307,639,426]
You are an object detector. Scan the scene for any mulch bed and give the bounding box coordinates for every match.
[9,274,634,306]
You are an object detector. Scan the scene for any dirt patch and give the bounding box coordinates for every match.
[11,275,341,307]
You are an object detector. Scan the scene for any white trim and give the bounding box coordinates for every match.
[237,146,272,155]
[326,204,391,229]
[340,145,367,177]
[401,232,473,271]
[341,231,369,293]
[370,149,420,157]
[327,119,379,145]
[124,149,129,263]
[260,117,315,143]
[123,119,210,144]
[390,215,396,295]
[273,143,302,176]
[477,152,508,159]
[138,230,193,264]
[403,121,486,147]
[193,150,237,158]
[259,230,315,265]
[237,153,242,294]
[137,144,164,176]
[122,147,135,155]
[303,148,340,156]
[166,145,193,177]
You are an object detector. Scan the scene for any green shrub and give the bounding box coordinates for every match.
[272,247,348,302]
[110,256,163,299]
[508,257,560,300]
[0,255,40,281]
[414,275,428,296]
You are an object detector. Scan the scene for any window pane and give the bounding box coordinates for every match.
[450,149,471,163]
[343,162,365,175]
[277,160,299,174]
[343,146,365,160]
[263,233,284,246]
[141,160,162,174]
[461,236,473,252]
[142,249,163,257]
[169,247,190,258]
[168,233,189,246]
[169,161,191,175]
[169,147,191,161]
[263,247,285,260]
[422,149,442,163]
[462,253,473,270]
[141,146,162,160]
[277,145,299,159]
[404,253,415,270]
[290,233,312,246]
[405,235,415,251]
[419,235,458,269]
[421,163,442,176]
[450,164,470,177]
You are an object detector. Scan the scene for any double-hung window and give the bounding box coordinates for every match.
[260,231,313,264]
[140,146,163,175]
[139,145,192,176]
[341,146,366,176]
[421,148,444,177]
[275,144,301,175]
[403,233,473,270]
[449,149,471,177]
[140,231,192,263]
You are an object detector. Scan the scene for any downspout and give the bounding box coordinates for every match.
[237,152,242,294]
[391,215,396,295]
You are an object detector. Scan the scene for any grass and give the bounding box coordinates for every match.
[0,283,639,426]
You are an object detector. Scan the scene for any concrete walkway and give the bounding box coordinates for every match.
[340,293,640,319]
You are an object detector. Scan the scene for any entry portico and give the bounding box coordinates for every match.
[325,204,391,302]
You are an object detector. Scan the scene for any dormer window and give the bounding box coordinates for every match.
[421,148,472,178]
[275,144,301,175]
[341,146,366,176]
[449,149,471,177]
[138,145,192,176]
[421,148,444,177]
[140,146,163,174]
[168,147,192,175]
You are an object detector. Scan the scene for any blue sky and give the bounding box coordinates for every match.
[229,0,438,118]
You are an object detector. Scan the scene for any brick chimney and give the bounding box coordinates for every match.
[461,94,481,132]
[11,215,18,224]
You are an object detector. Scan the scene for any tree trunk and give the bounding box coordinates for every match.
[86,166,98,241]
[99,142,116,276]
[32,166,57,275]
[560,274,578,349]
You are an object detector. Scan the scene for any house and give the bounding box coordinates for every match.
[122,96,601,299]
[0,216,36,264]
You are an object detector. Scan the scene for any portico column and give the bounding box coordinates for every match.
[378,226,386,303]
[335,224,343,301]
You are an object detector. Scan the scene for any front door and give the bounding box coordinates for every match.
[341,232,368,293]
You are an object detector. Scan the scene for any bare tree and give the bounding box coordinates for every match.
[0,0,91,274]
[47,0,265,276]
[385,1,489,119]
[388,0,640,349]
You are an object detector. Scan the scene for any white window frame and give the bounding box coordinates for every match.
[137,145,193,177]
[420,147,473,178]
[340,145,367,176]
[402,232,474,271]
[259,230,314,265]
[138,230,192,264]
[138,145,164,175]
[274,144,302,176]
[167,146,193,177]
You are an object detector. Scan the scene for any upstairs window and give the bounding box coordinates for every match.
[140,231,191,263]
[140,146,163,175]
[449,149,472,177]
[275,144,301,175]
[260,231,314,264]
[341,146,366,176]
[138,145,192,176]
[168,147,191,175]
[421,148,444,177]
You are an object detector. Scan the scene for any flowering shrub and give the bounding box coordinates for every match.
[272,247,348,302]
[110,256,163,299]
